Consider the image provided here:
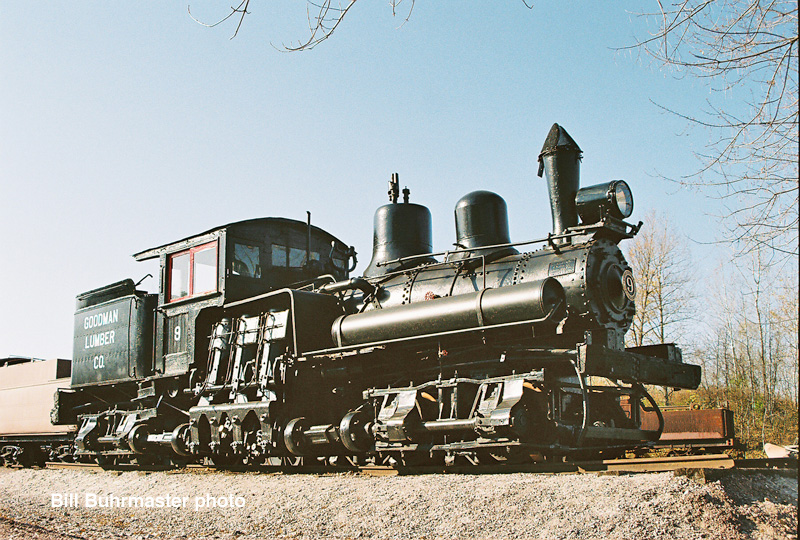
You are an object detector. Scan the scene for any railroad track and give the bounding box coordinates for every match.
[41,454,797,476]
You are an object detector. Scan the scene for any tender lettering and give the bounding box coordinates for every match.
[83,309,119,330]
[93,355,105,369]
[84,330,115,349]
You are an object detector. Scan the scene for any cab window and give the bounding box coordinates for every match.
[169,253,190,300]
[193,247,217,294]
[233,243,261,278]
[271,244,287,267]
[271,244,320,267]
[168,241,218,302]
[289,247,307,268]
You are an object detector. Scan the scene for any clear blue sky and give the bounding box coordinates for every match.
[1,2,726,359]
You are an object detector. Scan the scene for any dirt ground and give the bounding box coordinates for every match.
[0,466,796,539]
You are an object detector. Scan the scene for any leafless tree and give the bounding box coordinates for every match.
[628,1,799,264]
[625,211,696,404]
[189,1,414,50]
[697,248,798,449]
[626,211,695,348]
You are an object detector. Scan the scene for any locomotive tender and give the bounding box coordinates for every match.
[52,124,701,467]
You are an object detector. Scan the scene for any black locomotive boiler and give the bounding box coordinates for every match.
[52,124,701,468]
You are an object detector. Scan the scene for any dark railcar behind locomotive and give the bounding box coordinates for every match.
[52,124,701,468]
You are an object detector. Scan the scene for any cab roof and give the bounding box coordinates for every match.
[132,217,348,262]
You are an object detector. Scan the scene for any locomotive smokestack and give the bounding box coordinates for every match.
[537,123,582,241]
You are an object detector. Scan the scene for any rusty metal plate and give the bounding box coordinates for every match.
[642,408,734,442]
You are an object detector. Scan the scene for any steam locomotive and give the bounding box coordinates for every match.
[50,124,701,468]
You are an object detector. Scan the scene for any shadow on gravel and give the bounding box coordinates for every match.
[718,470,798,506]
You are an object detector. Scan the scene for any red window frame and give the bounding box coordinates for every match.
[167,241,218,303]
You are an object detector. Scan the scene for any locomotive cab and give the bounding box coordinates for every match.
[131,217,353,377]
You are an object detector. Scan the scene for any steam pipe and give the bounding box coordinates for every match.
[306,211,312,265]
[318,277,376,295]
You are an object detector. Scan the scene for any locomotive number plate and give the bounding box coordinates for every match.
[548,258,576,277]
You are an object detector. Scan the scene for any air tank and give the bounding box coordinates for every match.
[363,174,437,277]
[331,277,566,348]
[449,191,518,262]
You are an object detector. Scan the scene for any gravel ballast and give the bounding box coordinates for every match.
[0,466,796,539]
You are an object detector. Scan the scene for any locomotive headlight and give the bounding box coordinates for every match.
[575,180,634,224]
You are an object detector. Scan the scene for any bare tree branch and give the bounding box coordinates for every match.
[626,1,799,264]
[281,0,358,52]
[188,1,251,40]
[190,1,536,50]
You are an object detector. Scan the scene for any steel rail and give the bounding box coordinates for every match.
[38,454,798,476]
